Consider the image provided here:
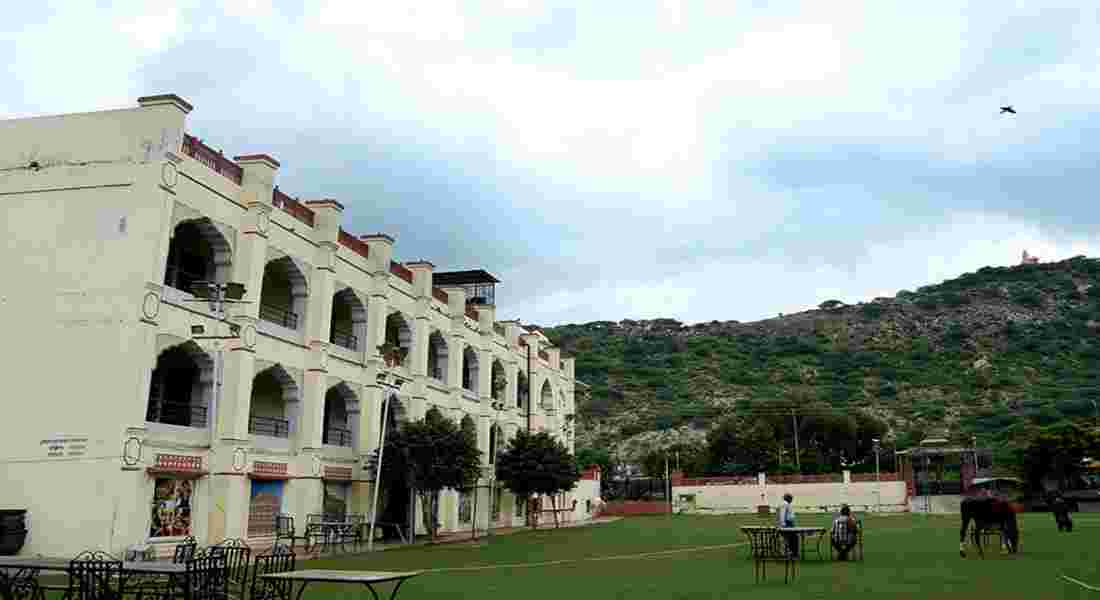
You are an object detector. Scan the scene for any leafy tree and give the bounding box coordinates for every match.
[819,299,846,311]
[1019,422,1100,492]
[574,447,612,479]
[381,408,481,540]
[496,431,582,528]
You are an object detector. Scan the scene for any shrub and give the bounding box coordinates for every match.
[1011,288,1043,307]
[860,303,884,319]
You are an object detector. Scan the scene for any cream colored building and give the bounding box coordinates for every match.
[0,94,589,557]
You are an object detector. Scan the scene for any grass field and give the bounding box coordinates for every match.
[303,513,1100,599]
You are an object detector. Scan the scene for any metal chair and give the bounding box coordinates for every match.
[247,547,295,600]
[69,551,123,600]
[273,516,312,553]
[174,537,198,564]
[183,553,228,600]
[829,519,864,561]
[743,528,796,584]
[209,540,251,600]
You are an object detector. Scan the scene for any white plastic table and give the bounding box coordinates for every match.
[261,569,423,600]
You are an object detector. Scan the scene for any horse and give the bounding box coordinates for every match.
[959,496,1019,558]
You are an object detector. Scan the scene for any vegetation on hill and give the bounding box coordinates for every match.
[546,256,1100,475]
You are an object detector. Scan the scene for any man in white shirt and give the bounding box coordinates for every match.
[777,493,798,557]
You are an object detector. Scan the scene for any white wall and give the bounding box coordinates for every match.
[675,480,908,514]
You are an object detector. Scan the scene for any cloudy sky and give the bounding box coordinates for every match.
[5,1,1100,325]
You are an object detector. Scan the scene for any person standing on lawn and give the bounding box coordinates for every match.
[777,493,798,558]
[831,505,858,560]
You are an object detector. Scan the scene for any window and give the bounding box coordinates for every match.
[248,480,285,537]
[150,478,194,538]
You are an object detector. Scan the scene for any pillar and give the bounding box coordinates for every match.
[299,356,327,453]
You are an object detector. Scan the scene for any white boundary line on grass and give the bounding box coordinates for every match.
[1062,575,1100,592]
[424,542,749,573]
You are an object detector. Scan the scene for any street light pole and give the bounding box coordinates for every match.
[872,438,881,513]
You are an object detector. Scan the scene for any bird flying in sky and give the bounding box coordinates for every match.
[1000,106,1016,114]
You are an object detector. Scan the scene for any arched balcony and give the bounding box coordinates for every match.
[517,370,529,410]
[461,346,480,395]
[163,219,232,294]
[427,331,449,382]
[259,257,308,331]
[382,312,412,368]
[329,288,367,351]
[323,383,358,447]
[249,365,298,439]
[490,360,506,403]
[540,380,555,413]
[146,341,213,428]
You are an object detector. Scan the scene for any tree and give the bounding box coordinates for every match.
[381,408,482,541]
[818,299,846,311]
[496,430,582,528]
[1019,422,1100,493]
[574,447,612,479]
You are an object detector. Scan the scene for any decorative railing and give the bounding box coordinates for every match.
[272,187,315,227]
[249,415,290,438]
[432,287,449,303]
[323,427,353,447]
[181,134,243,184]
[146,400,207,428]
[338,229,370,260]
[330,329,358,351]
[259,303,299,329]
[163,265,206,294]
[389,261,414,284]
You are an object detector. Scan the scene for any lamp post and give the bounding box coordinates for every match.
[367,376,406,552]
[185,281,249,442]
[488,400,505,542]
[872,438,881,513]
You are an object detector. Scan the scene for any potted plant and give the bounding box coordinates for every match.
[378,342,407,368]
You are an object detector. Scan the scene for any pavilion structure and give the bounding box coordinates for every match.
[896,436,993,512]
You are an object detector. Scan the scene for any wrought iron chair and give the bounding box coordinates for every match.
[829,518,864,561]
[2,564,46,600]
[208,540,251,600]
[273,516,312,553]
[183,553,228,600]
[174,537,198,564]
[69,551,123,600]
[743,528,796,584]
[344,514,366,552]
[247,547,295,600]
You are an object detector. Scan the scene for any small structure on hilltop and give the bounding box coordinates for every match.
[1021,250,1040,265]
[896,436,994,513]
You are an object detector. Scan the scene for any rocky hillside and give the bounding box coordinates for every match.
[544,256,1100,464]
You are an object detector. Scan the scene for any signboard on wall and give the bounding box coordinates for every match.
[41,435,89,459]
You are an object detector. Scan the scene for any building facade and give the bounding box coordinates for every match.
[0,94,587,557]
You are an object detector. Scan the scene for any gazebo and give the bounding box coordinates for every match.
[896,436,993,510]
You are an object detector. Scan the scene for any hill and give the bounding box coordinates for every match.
[544,256,1100,468]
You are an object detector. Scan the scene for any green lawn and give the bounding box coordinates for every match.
[306,513,1100,599]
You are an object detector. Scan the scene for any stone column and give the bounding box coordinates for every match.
[299,351,328,453]
[361,234,393,363]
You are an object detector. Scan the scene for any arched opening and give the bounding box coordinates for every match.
[323,383,357,447]
[163,219,232,293]
[540,380,555,412]
[490,360,506,402]
[457,414,478,525]
[517,370,529,409]
[330,288,367,351]
[259,257,308,330]
[427,332,449,382]
[489,424,502,464]
[147,342,213,428]
[462,346,479,393]
[382,313,412,367]
[249,365,297,438]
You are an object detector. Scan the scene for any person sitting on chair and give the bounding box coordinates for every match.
[831,505,858,561]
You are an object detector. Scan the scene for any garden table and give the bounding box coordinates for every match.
[778,527,828,561]
[0,556,187,600]
[261,569,422,600]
